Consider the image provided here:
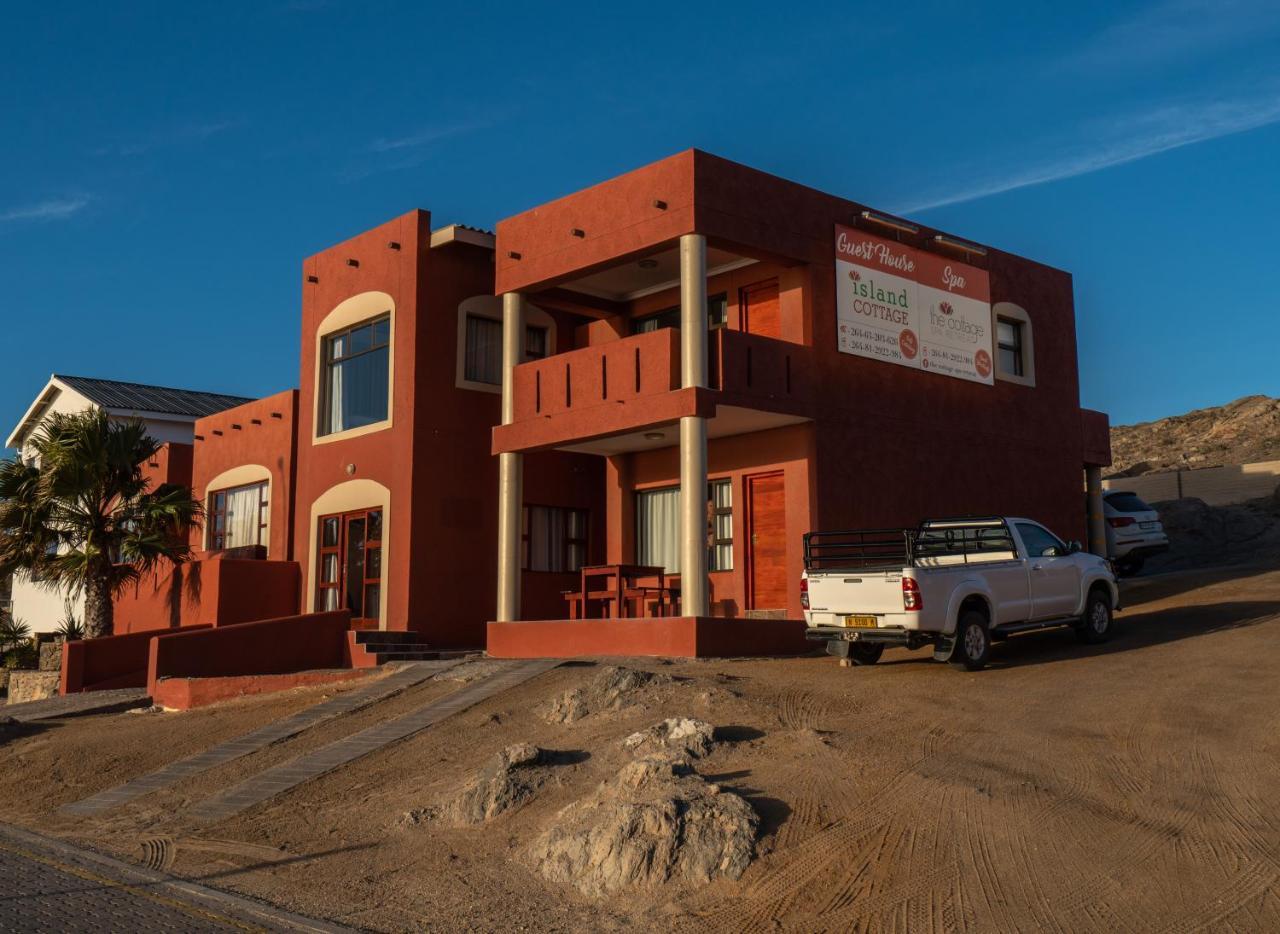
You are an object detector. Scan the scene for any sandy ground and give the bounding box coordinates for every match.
[3,563,1280,932]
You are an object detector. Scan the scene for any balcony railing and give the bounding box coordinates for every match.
[512,327,681,422]
[511,327,805,424]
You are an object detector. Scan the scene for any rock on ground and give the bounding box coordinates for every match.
[623,717,715,762]
[529,757,757,897]
[540,666,672,724]
[401,744,552,828]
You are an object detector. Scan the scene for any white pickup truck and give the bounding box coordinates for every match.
[802,517,1119,670]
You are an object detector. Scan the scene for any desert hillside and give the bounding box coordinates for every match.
[1108,394,1280,478]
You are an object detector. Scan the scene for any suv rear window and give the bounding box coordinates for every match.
[1105,492,1152,513]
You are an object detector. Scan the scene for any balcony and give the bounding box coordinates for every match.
[493,327,812,455]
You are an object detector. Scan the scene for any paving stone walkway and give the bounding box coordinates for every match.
[4,688,150,723]
[190,659,560,822]
[0,821,352,932]
[62,661,458,817]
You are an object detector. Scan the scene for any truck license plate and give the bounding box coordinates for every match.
[842,615,878,628]
[1140,521,1157,529]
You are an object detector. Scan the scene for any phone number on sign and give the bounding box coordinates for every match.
[840,324,902,361]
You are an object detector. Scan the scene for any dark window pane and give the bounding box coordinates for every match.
[366,546,381,579]
[367,510,382,543]
[525,326,548,360]
[321,553,338,583]
[322,517,340,547]
[465,315,503,384]
[372,318,391,346]
[998,347,1021,377]
[345,518,366,617]
[363,584,381,621]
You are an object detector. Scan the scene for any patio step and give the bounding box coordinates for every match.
[349,629,436,668]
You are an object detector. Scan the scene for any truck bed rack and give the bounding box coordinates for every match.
[804,517,1017,571]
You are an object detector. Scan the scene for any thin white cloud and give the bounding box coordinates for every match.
[0,197,91,224]
[366,119,491,154]
[95,120,237,157]
[1062,0,1280,71]
[897,89,1280,214]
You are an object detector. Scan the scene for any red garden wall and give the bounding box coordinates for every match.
[145,609,352,696]
[60,624,212,694]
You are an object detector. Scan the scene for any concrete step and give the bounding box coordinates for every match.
[353,630,432,647]
[372,651,441,662]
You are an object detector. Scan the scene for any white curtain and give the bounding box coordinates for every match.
[224,485,262,548]
[326,360,344,434]
[527,506,568,572]
[637,488,681,572]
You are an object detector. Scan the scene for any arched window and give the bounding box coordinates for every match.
[313,292,396,442]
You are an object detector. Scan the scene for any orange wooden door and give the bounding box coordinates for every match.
[746,472,787,610]
[740,279,781,339]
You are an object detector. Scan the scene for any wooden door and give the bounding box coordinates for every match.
[740,279,781,339]
[746,472,787,610]
[316,509,383,626]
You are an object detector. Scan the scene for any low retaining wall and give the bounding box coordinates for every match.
[114,557,301,635]
[151,668,369,710]
[6,671,60,705]
[61,625,212,695]
[146,610,353,696]
[486,616,811,659]
[1103,459,1280,507]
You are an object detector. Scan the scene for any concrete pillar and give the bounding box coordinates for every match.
[496,292,525,622]
[679,234,709,616]
[1085,465,1107,557]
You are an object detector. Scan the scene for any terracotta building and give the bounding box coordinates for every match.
[110,149,1111,662]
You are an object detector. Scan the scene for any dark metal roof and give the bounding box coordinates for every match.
[54,375,254,419]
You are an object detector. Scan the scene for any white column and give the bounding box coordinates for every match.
[679,234,709,617]
[1085,466,1107,558]
[496,292,525,622]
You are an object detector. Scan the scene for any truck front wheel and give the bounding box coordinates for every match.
[950,611,990,671]
[1077,589,1113,644]
[850,642,884,666]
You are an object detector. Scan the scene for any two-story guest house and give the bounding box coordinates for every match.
[484,150,1111,657]
[112,150,1110,661]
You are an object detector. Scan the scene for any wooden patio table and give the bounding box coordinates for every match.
[573,564,668,619]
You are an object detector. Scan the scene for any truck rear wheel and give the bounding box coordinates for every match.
[950,611,990,671]
[850,642,884,666]
[1077,589,1113,644]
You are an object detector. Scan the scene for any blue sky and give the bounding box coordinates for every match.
[2,0,1279,450]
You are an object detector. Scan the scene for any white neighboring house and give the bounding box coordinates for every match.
[4,374,252,635]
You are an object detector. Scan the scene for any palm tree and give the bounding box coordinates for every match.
[0,410,201,639]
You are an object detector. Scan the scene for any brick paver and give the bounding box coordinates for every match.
[0,821,352,932]
[62,661,458,817]
[4,688,150,723]
[190,659,560,822]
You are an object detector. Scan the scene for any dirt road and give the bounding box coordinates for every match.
[3,564,1279,931]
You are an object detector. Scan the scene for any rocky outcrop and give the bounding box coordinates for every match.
[540,666,672,724]
[529,757,758,897]
[1109,395,1280,478]
[400,744,555,828]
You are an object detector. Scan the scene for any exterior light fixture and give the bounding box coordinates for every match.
[933,233,988,256]
[638,259,659,269]
[345,463,356,475]
[307,275,319,283]
[644,431,665,441]
[860,210,919,236]
[346,258,360,267]
[570,228,585,238]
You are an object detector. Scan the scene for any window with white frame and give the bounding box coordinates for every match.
[996,317,1025,377]
[636,480,733,573]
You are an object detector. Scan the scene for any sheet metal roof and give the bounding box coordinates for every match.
[54,375,254,419]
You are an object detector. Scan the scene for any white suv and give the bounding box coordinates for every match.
[1103,490,1169,576]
